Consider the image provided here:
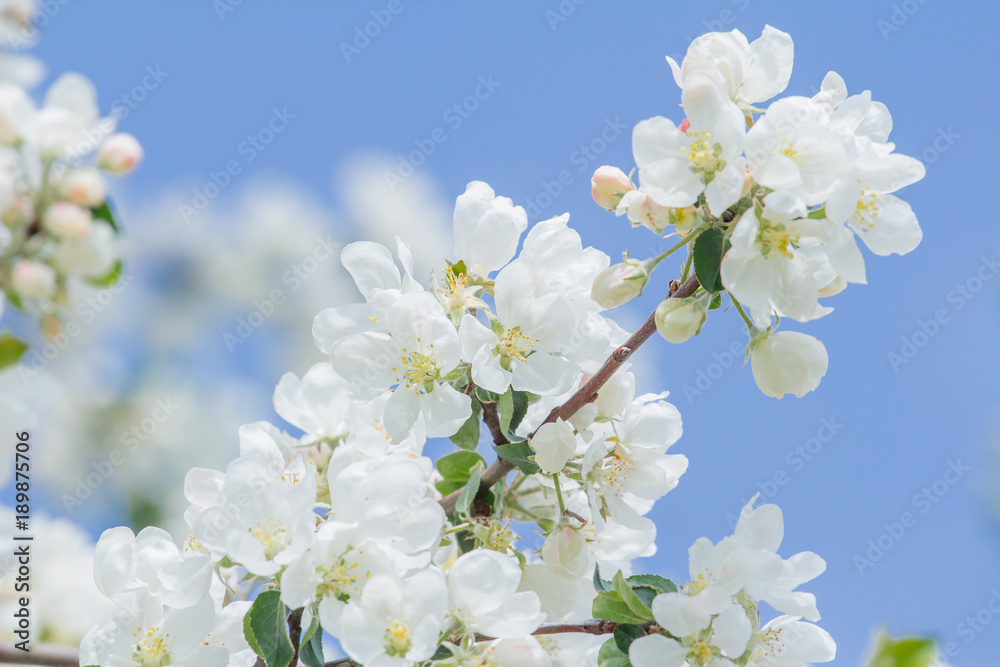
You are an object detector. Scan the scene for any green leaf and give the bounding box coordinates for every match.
[865,631,937,667]
[243,590,294,667]
[5,290,24,311]
[298,621,325,667]
[498,388,514,435]
[449,259,467,275]
[454,462,482,516]
[494,441,540,474]
[475,386,498,403]
[625,574,677,594]
[594,564,615,593]
[84,258,123,288]
[300,614,320,644]
[693,227,730,293]
[449,399,483,451]
[593,591,653,625]
[435,451,486,495]
[431,644,454,660]
[614,624,646,654]
[0,333,28,369]
[508,390,532,434]
[598,636,633,667]
[90,199,120,233]
[709,292,722,310]
[612,571,654,622]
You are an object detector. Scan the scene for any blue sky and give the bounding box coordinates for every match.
[32,1,1000,663]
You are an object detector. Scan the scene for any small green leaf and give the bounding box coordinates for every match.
[431,644,454,660]
[243,590,294,667]
[593,591,653,625]
[614,624,646,654]
[612,571,654,622]
[626,574,677,594]
[454,462,482,516]
[298,620,325,667]
[90,199,120,232]
[475,386,498,403]
[709,292,722,310]
[498,387,514,435]
[449,259,467,275]
[449,399,483,451]
[598,636,633,667]
[508,390,532,435]
[594,564,615,593]
[0,333,28,369]
[5,290,25,311]
[693,227,730,293]
[435,450,486,496]
[864,631,937,667]
[300,614,320,644]
[494,441,540,474]
[84,258,123,288]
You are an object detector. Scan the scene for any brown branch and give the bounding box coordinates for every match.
[0,643,79,667]
[287,607,303,667]
[480,400,509,446]
[440,273,701,514]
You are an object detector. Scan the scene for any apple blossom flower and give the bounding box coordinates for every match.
[452,180,527,278]
[749,330,828,399]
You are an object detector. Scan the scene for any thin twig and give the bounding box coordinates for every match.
[0,643,79,667]
[440,273,701,514]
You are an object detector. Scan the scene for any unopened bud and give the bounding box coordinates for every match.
[59,168,106,208]
[541,522,590,579]
[43,201,93,240]
[591,257,652,309]
[98,133,143,174]
[41,313,62,339]
[591,166,632,211]
[655,296,707,344]
[11,260,56,300]
[3,195,33,227]
[679,118,691,133]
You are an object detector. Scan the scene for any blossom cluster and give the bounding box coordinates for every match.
[82,183,833,666]
[0,2,143,360]
[591,25,924,398]
[79,24,928,667]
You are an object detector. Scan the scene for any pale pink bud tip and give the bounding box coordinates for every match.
[591,165,632,211]
[98,133,143,174]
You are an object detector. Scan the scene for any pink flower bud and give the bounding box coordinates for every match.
[11,260,56,300]
[43,201,93,240]
[98,133,143,174]
[591,166,632,211]
[3,195,33,227]
[679,118,691,133]
[59,168,106,208]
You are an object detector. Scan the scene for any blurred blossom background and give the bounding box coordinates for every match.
[0,1,998,664]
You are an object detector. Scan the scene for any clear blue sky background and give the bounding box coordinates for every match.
[32,1,1000,664]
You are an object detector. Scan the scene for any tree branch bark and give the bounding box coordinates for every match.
[0,643,79,667]
[440,273,701,514]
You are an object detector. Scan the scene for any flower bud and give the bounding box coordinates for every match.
[59,168,106,208]
[679,118,691,133]
[591,166,632,211]
[97,133,143,174]
[43,201,93,240]
[11,260,56,300]
[530,419,577,475]
[655,296,707,344]
[541,522,590,579]
[591,257,652,309]
[3,194,33,227]
[749,330,828,398]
